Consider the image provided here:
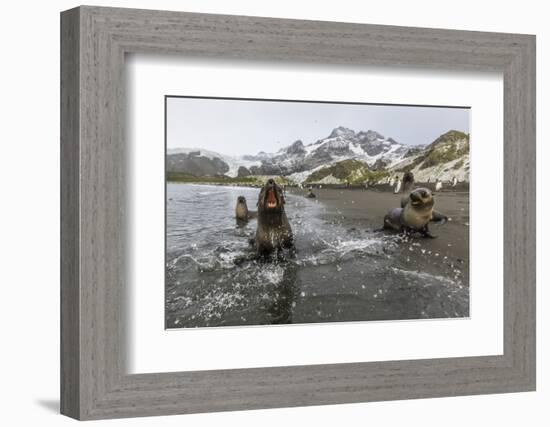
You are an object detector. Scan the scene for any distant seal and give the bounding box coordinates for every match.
[235,196,257,223]
[399,172,416,208]
[306,188,316,198]
[402,172,415,192]
[254,179,294,257]
[383,187,448,238]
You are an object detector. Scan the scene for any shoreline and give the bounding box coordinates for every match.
[167,180,470,193]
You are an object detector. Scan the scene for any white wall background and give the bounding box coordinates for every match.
[0,0,546,425]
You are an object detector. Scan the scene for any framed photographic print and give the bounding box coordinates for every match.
[164,96,472,329]
[61,6,536,420]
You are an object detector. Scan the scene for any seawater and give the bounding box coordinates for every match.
[166,184,468,328]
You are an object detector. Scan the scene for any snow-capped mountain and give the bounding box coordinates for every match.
[242,127,414,176]
[167,127,418,181]
[166,127,469,184]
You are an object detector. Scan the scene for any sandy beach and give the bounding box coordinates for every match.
[289,186,470,281]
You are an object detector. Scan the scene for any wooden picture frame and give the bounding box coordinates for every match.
[60,5,536,420]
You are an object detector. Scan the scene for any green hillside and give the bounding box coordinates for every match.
[166,172,291,186]
[397,130,469,172]
[304,159,389,185]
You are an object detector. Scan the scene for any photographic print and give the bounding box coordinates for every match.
[165,96,470,329]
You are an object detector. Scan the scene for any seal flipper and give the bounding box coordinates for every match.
[382,208,403,232]
[431,210,448,225]
[420,224,437,238]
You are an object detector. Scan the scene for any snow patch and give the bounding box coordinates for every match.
[167,147,261,177]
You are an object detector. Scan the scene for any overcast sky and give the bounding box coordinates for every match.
[166,96,470,156]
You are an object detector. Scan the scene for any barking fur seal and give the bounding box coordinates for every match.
[254,179,294,257]
[383,187,448,238]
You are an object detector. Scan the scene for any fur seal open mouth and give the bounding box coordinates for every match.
[409,188,434,208]
[266,189,278,209]
[409,192,422,206]
[253,179,294,257]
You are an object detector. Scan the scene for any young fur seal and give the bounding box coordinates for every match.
[399,172,416,208]
[402,172,415,192]
[235,196,257,223]
[254,179,294,257]
[306,188,316,198]
[383,187,448,238]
